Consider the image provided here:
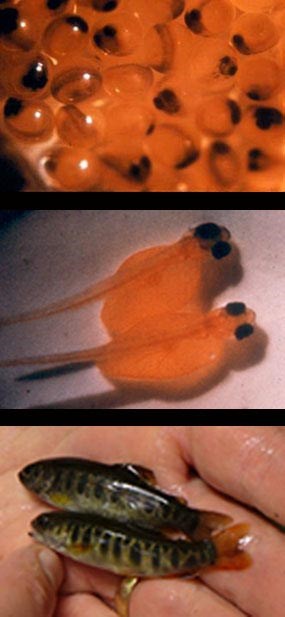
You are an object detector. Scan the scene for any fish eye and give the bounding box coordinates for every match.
[36,514,51,529]
[226,302,246,316]
[235,323,254,340]
[211,241,232,260]
[194,222,222,240]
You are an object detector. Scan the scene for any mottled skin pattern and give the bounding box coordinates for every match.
[31,510,217,577]
[19,457,231,540]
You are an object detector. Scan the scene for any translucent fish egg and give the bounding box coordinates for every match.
[196,96,241,136]
[103,63,153,98]
[92,12,143,56]
[0,5,43,52]
[144,124,199,169]
[140,24,173,72]
[207,140,241,188]
[55,103,105,146]
[43,14,89,57]
[184,0,236,36]
[45,147,101,189]
[104,102,154,143]
[6,54,52,99]
[180,38,239,94]
[230,13,279,55]
[51,65,102,103]
[237,56,282,101]
[3,96,54,140]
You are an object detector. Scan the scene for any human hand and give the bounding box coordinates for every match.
[1,426,285,616]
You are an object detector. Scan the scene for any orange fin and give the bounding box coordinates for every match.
[212,523,252,571]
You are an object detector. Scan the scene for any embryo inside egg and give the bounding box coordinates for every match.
[0,0,284,191]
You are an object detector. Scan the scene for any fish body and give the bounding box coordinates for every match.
[30,511,248,578]
[19,457,231,540]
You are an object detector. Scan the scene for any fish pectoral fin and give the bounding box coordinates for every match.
[115,577,139,617]
[121,464,157,486]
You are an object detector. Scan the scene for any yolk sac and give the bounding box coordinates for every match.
[43,15,89,57]
[51,66,102,103]
[231,13,279,55]
[153,89,181,114]
[3,96,54,141]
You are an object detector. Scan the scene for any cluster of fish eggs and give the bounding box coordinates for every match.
[0,0,284,191]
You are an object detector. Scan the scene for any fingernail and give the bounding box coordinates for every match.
[39,549,61,587]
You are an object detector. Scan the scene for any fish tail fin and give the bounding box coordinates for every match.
[0,275,116,327]
[213,523,251,570]
[0,348,102,368]
[191,511,233,540]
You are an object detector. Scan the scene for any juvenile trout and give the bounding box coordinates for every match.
[19,457,232,540]
[30,510,249,578]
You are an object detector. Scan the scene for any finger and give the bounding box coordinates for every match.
[55,592,116,617]
[184,426,285,524]
[131,578,247,617]
[0,545,63,617]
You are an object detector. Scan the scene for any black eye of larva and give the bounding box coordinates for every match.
[21,60,48,91]
[235,323,254,340]
[248,148,267,171]
[226,302,246,316]
[153,89,180,114]
[0,7,18,35]
[128,156,151,182]
[184,9,203,34]
[4,97,23,117]
[194,223,222,240]
[227,100,241,125]
[254,107,283,130]
[176,149,199,169]
[211,241,232,260]
[219,56,238,77]
[231,34,251,55]
[65,16,88,32]
[92,0,118,10]
[47,0,68,9]
[93,25,118,52]
[212,141,230,155]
